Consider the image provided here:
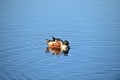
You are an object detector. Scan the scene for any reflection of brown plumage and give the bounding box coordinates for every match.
[45,36,70,56]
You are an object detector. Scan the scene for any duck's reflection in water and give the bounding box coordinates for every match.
[45,47,70,56]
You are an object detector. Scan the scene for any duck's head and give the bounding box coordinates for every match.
[63,40,69,46]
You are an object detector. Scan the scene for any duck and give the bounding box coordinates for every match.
[46,36,70,51]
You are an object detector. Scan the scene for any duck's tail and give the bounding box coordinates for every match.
[51,36,56,41]
[46,39,50,44]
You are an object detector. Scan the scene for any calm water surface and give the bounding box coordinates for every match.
[0,0,120,80]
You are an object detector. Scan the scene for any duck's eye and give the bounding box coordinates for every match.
[66,47,68,50]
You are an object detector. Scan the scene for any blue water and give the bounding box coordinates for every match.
[0,0,120,80]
